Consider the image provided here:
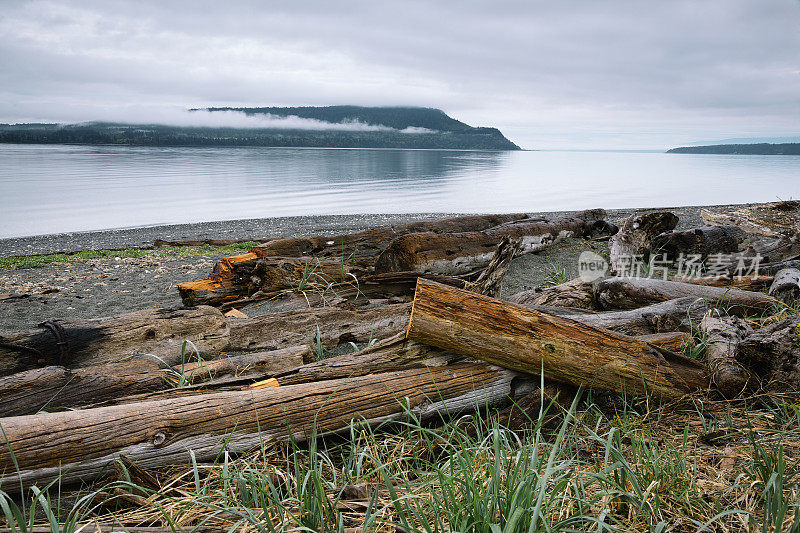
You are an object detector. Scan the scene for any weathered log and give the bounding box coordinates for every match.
[672,274,774,292]
[700,209,783,238]
[407,279,708,399]
[251,213,528,260]
[469,237,524,297]
[760,259,800,276]
[228,303,412,352]
[375,209,608,275]
[651,225,746,259]
[507,279,596,309]
[748,232,800,264]
[0,306,229,377]
[0,346,311,416]
[154,237,273,247]
[700,314,755,398]
[0,365,528,491]
[608,212,679,275]
[596,277,779,315]
[178,256,363,307]
[514,297,707,336]
[736,316,800,392]
[768,268,800,303]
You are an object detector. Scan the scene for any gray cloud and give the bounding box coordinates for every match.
[0,0,797,148]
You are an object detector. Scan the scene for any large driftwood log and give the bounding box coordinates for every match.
[228,303,412,352]
[651,225,746,259]
[374,209,608,275]
[736,316,800,392]
[768,268,800,303]
[672,275,773,292]
[0,365,528,491]
[760,259,800,276]
[0,346,311,416]
[700,314,755,398]
[608,212,679,275]
[406,279,708,399]
[0,307,229,377]
[701,209,783,238]
[251,214,528,260]
[748,233,800,264]
[596,277,779,315]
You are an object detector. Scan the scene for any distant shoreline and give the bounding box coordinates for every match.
[667,142,800,155]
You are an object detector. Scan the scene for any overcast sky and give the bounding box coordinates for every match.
[0,0,797,149]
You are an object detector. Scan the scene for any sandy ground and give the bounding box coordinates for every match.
[0,204,744,331]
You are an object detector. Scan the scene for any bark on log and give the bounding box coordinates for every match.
[608,212,679,275]
[406,279,708,399]
[760,260,800,276]
[596,277,779,315]
[651,225,746,259]
[374,209,608,275]
[767,268,800,303]
[0,365,528,491]
[700,314,755,398]
[469,237,524,297]
[0,346,310,416]
[748,233,800,264]
[736,316,800,392]
[251,214,528,260]
[228,303,412,352]
[0,306,229,377]
[636,332,692,353]
[700,209,783,238]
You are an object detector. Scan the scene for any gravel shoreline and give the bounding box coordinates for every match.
[0,204,752,331]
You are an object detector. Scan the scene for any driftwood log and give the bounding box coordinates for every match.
[701,209,783,238]
[748,232,800,264]
[375,209,609,275]
[760,259,800,276]
[672,275,773,292]
[228,303,412,352]
[507,279,596,309]
[768,268,800,303]
[469,237,524,297]
[406,279,707,399]
[0,365,528,491]
[596,277,778,315]
[651,225,746,259]
[700,314,755,398]
[0,306,229,377]
[0,346,311,416]
[737,316,800,392]
[251,214,527,260]
[608,212,679,275]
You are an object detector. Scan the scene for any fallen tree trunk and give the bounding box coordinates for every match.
[672,274,773,292]
[250,213,528,260]
[596,277,779,315]
[736,316,800,392]
[406,279,708,399]
[0,365,528,491]
[0,346,311,416]
[228,303,412,352]
[178,256,364,307]
[375,209,609,275]
[513,297,707,336]
[748,232,800,264]
[768,268,800,303]
[701,208,783,238]
[0,306,229,377]
[651,225,746,259]
[608,212,679,275]
[700,314,755,398]
[759,259,800,276]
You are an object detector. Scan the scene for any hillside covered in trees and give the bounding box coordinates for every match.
[667,143,800,155]
[0,107,521,150]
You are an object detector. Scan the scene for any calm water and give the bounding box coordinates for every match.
[0,144,797,238]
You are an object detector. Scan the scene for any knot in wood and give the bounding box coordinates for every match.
[151,431,167,447]
[544,343,556,353]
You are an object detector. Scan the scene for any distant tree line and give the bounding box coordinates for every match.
[667,143,800,155]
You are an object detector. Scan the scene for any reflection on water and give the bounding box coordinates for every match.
[0,144,797,238]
